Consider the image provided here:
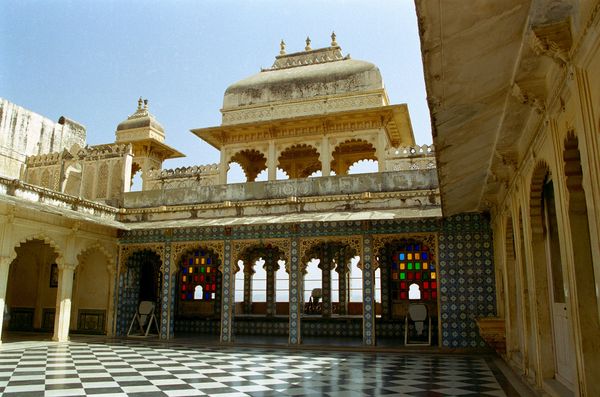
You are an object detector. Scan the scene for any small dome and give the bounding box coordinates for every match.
[223,47,383,110]
[116,98,164,133]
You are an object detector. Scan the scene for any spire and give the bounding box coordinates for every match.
[331,31,338,47]
[137,97,143,110]
[305,36,312,51]
[143,99,148,110]
[280,39,286,55]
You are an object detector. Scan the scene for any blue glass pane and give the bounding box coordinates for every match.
[183,267,188,274]
[206,258,211,264]
[399,253,405,261]
[391,263,398,270]
[422,253,428,260]
[189,258,193,265]
[414,245,420,251]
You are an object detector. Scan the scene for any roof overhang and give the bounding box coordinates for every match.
[415,0,532,215]
[191,105,415,149]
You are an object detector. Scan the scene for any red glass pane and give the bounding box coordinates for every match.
[400,282,406,290]
[181,293,186,300]
[416,272,421,280]
[407,272,414,280]
[423,291,430,300]
[431,281,437,289]
[432,291,437,299]
[182,285,186,291]
[423,281,429,289]
[400,291,407,299]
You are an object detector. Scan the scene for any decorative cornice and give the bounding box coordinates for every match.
[511,83,545,114]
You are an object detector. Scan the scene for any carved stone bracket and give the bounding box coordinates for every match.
[511,83,546,114]
[529,20,572,66]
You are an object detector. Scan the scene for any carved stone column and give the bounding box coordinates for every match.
[267,140,277,181]
[53,262,76,342]
[0,256,11,343]
[380,263,391,319]
[219,148,228,184]
[337,262,349,315]
[266,260,278,317]
[243,263,253,314]
[288,238,301,344]
[321,136,331,176]
[320,261,332,317]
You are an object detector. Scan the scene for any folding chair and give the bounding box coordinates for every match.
[127,301,159,337]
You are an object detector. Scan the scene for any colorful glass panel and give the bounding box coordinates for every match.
[179,250,219,302]
[389,240,436,301]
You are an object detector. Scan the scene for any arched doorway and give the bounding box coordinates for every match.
[6,239,60,335]
[116,249,162,336]
[72,247,112,334]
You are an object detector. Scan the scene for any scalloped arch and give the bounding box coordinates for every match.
[78,243,115,270]
[12,234,64,264]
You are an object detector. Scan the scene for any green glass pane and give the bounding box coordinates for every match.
[407,262,413,270]
[415,262,421,270]
[422,272,428,280]
[201,267,205,273]
[400,272,406,280]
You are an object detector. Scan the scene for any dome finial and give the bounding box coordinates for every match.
[137,97,143,110]
[280,39,286,55]
[143,99,148,110]
[331,31,338,46]
[305,36,312,51]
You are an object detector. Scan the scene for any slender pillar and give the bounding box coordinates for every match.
[267,140,277,181]
[266,261,277,317]
[362,236,375,346]
[377,128,386,172]
[219,149,228,184]
[53,262,76,342]
[289,238,301,344]
[106,264,116,337]
[321,136,331,176]
[243,265,253,314]
[337,263,348,315]
[0,256,11,343]
[220,240,233,343]
[321,263,332,317]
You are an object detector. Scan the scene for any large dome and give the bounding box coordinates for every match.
[223,45,383,110]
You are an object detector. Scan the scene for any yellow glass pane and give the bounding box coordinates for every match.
[201,258,206,265]
[423,262,428,269]
[431,272,436,279]
[415,253,420,260]
[195,258,199,265]
[400,263,405,270]
[182,275,186,282]
[407,253,413,260]
[189,267,193,274]
[207,267,211,273]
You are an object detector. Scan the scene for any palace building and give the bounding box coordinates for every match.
[0,1,599,396]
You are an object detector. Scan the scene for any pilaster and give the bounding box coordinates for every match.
[362,235,375,346]
[289,237,301,344]
[0,256,12,343]
[220,240,234,343]
[160,243,171,340]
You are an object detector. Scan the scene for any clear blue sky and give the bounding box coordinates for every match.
[1,0,431,171]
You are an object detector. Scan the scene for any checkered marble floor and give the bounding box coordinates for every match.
[0,339,513,396]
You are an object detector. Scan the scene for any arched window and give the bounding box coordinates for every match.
[180,250,218,301]
[252,258,266,302]
[408,283,421,300]
[194,285,203,300]
[275,259,288,303]
[390,242,436,301]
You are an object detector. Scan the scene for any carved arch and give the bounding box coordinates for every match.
[331,138,377,176]
[12,234,64,265]
[278,144,321,179]
[171,241,224,275]
[229,149,267,182]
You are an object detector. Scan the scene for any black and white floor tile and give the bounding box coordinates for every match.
[0,339,513,396]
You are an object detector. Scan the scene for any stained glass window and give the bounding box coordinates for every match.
[179,250,218,301]
[390,242,437,301]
